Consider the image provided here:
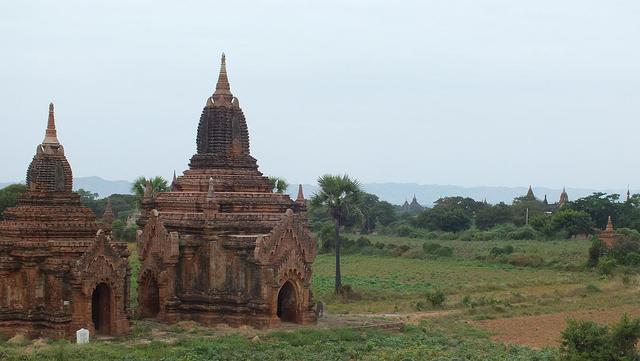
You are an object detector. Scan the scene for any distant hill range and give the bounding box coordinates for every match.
[0,177,632,206]
[0,176,134,198]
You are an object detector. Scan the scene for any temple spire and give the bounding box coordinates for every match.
[627,185,631,202]
[171,170,180,191]
[296,184,305,203]
[102,199,114,228]
[212,53,233,104]
[43,102,59,144]
[606,215,614,231]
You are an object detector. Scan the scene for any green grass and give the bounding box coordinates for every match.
[0,318,557,361]
[312,253,601,314]
[347,233,590,265]
[313,235,639,317]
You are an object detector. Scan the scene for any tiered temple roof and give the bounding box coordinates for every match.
[0,104,130,339]
[136,54,316,328]
[0,103,97,240]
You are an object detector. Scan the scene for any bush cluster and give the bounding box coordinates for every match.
[488,245,514,257]
[422,242,454,258]
[416,289,446,310]
[506,254,544,268]
[560,314,640,361]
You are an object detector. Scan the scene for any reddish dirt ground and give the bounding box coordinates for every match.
[472,305,640,349]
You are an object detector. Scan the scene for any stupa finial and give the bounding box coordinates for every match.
[212,52,233,104]
[43,102,59,144]
[296,184,305,203]
[606,215,614,231]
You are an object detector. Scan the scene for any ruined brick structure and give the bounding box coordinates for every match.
[136,54,317,328]
[598,216,619,249]
[0,104,130,339]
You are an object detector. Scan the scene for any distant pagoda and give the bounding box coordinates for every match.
[401,194,423,213]
[136,54,317,328]
[0,104,130,339]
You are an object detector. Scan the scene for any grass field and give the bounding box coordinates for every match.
[1,234,638,360]
[314,234,638,318]
[0,318,558,360]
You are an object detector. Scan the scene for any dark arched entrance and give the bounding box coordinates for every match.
[277,281,299,323]
[91,283,112,335]
[139,275,160,318]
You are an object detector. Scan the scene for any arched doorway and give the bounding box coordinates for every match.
[91,283,112,335]
[139,275,160,318]
[277,281,299,323]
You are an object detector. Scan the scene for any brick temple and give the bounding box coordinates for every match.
[136,54,317,328]
[0,104,130,339]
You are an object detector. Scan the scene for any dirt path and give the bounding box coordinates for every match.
[472,305,640,349]
[348,310,459,324]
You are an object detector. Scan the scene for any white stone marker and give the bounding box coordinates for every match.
[76,328,89,344]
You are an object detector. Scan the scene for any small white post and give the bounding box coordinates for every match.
[76,328,89,344]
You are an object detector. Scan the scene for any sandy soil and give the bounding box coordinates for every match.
[472,305,640,349]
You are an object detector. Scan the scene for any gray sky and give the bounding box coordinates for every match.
[1,0,639,189]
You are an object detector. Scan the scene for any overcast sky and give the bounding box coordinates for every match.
[1,1,639,189]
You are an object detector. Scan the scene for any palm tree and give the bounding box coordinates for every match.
[311,174,362,293]
[268,176,289,194]
[131,176,169,206]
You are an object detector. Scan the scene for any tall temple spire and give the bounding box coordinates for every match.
[627,185,631,202]
[43,102,59,145]
[211,53,233,104]
[296,184,305,203]
[606,215,614,231]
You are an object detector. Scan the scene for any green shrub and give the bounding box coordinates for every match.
[355,237,372,248]
[609,314,640,360]
[560,319,611,360]
[588,237,604,267]
[437,232,458,241]
[560,314,640,361]
[597,257,616,275]
[610,239,640,264]
[616,228,640,242]
[508,225,537,240]
[489,245,514,257]
[395,224,416,237]
[585,283,602,293]
[423,242,442,254]
[487,224,519,240]
[401,248,425,259]
[624,252,640,266]
[390,245,411,257]
[421,243,453,257]
[435,246,453,257]
[459,230,491,242]
[473,231,492,242]
[506,254,544,267]
[423,231,439,240]
[426,289,446,307]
